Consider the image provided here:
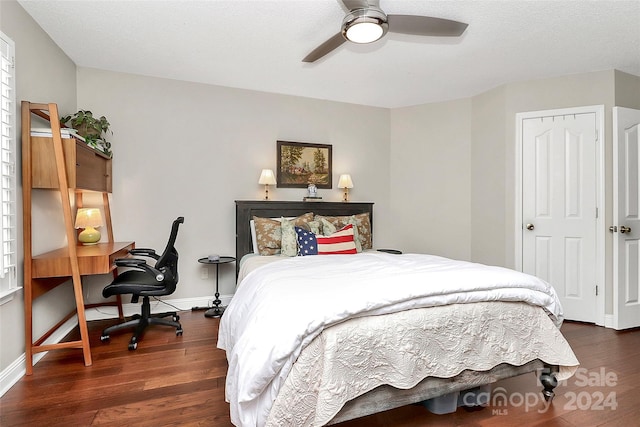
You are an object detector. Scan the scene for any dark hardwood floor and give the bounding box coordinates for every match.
[1,310,639,426]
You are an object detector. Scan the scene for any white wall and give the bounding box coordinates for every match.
[390,99,472,260]
[75,67,391,302]
[615,70,640,109]
[470,85,508,267]
[0,0,77,373]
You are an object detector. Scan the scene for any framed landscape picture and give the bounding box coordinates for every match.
[276,140,332,189]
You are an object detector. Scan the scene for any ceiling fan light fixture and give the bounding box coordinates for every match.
[302,1,469,63]
[342,8,388,44]
[345,21,383,43]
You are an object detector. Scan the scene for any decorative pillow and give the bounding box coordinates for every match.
[318,216,361,252]
[253,212,313,255]
[347,216,363,253]
[318,217,336,235]
[296,224,357,256]
[252,216,281,255]
[295,227,318,256]
[307,220,322,235]
[317,224,358,255]
[315,213,372,249]
[280,217,297,257]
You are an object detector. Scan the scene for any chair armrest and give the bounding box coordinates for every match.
[115,258,146,268]
[115,258,166,282]
[129,248,160,260]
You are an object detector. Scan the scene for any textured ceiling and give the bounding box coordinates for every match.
[17,0,640,108]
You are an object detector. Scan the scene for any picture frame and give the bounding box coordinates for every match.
[276,140,332,189]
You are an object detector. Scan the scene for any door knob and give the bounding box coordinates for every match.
[620,226,632,234]
[526,223,535,231]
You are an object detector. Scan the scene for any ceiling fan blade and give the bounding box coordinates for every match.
[341,0,371,11]
[387,15,468,37]
[302,33,346,63]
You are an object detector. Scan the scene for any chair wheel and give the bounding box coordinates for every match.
[173,315,180,321]
[100,335,110,342]
[128,342,138,350]
[176,328,183,336]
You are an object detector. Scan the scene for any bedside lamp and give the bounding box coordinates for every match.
[75,208,103,245]
[258,169,277,200]
[338,174,354,202]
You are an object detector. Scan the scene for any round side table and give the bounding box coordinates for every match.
[198,256,235,318]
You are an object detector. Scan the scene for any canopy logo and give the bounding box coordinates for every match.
[469,367,619,416]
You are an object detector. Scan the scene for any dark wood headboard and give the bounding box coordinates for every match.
[235,200,374,276]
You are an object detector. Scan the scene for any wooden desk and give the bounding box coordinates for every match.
[32,241,134,278]
[25,241,135,373]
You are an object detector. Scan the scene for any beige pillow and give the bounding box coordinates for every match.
[252,217,281,255]
[280,217,297,257]
[347,216,363,253]
[253,212,313,255]
[308,220,322,235]
[319,217,336,235]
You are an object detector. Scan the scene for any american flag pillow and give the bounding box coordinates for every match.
[295,227,318,256]
[295,224,358,256]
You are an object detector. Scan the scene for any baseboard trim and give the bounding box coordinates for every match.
[603,314,615,329]
[0,354,25,397]
[0,293,233,397]
[0,315,78,397]
[84,294,233,321]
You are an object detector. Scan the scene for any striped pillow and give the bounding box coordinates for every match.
[296,224,357,256]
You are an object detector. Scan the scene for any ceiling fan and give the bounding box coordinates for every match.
[303,0,468,63]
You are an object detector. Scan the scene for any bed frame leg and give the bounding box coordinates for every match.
[539,366,559,401]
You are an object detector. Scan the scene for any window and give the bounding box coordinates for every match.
[0,31,17,303]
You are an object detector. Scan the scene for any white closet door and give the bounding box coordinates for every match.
[522,113,597,322]
[613,107,640,330]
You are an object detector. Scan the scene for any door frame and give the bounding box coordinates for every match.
[514,105,605,326]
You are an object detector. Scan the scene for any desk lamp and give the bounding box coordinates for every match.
[338,174,354,202]
[75,208,103,245]
[258,169,277,200]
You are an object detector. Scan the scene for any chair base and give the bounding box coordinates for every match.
[100,296,183,350]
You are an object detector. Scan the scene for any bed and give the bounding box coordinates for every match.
[219,200,579,427]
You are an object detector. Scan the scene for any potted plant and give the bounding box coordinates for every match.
[60,110,113,157]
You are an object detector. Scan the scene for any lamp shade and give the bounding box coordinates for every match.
[74,208,102,229]
[338,174,354,189]
[258,169,277,185]
[75,208,103,245]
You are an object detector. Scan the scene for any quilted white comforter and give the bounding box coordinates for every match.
[218,252,568,427]
[267,302,578,426]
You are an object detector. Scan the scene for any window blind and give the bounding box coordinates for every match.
[0,32,16,288]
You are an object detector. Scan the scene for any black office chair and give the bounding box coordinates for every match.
[101,217,184,350]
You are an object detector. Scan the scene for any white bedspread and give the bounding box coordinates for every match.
[267,302,578,426]
[217,252,565,427]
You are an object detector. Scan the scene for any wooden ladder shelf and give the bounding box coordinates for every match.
[21,101,130,375]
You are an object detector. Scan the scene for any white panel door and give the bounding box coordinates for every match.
[522,113,597,322]
[613,107,640,330]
